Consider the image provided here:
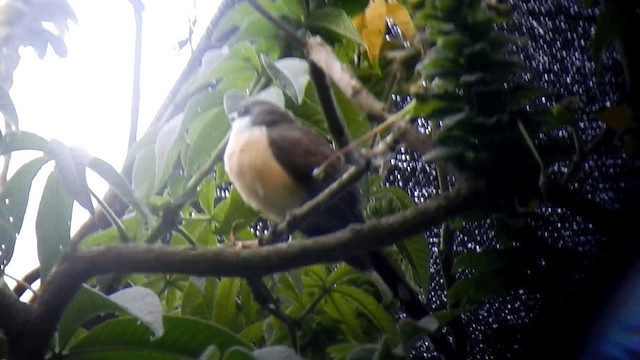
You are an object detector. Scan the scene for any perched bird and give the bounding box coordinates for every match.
[223,99,428,319]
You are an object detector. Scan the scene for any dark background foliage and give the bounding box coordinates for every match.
[384,0,637,358]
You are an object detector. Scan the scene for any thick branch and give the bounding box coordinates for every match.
[0,290,31,336]
[24,183,481,359]
[0,289,34,359]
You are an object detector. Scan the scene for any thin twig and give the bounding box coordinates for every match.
[263,164,369,245]
[3,272,39,299]
[517,120,545,195]
[175,225,198,247]
[246,277,300,350]
[316,102,414,177]
[71,189,131,249]
[12,267,40,299]
[560,126,613,185]
[294,291,326,321]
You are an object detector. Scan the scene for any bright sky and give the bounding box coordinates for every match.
[5,0,221,289]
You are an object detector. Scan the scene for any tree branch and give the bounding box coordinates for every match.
[20,183,481,359]
[305,37,387,119]
[263,164,368,245]
[0,288,36,359]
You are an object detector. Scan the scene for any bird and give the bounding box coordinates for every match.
[223,99,428,319]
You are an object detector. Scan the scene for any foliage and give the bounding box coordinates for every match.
[0,0,633,359]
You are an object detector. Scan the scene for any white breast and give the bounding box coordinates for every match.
[223,118,308,220]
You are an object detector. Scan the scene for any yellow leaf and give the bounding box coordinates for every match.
[352,1,417,63]
[386,2,416,41]
[595,106,632,130]
[352,12,364,30]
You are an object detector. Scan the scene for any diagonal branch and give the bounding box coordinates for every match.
[263,164,368,245]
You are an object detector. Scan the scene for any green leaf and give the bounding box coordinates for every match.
[0,131,49,155]
[322,292,361,333]
[431,308,463,326]
[224,90,249,116]
[0,205,16,268]
[263,316,289,346]
[253,346,303,360]
[281,0,305,17]
[239,320,265,344]
[199,345,222,360]
[0,85,18,129]
[212,188,259,238]
[306,7,364,45]
[591,2,622,66]
[109,286,164,337]
[58,285,164,349]
[326,263,359,285]
[261,55,301,104]
[66,315,251,358]
[132,146,156,200]
[0,156,50,260]
[239,279,259,326]
[273,57,310,105]
[346,345,378,360]
[333,285,396,337]
[368,191,421,302]
[413,97,464,119]
[223,346,255,360]
[47,140,94,214]
[291,82,329,135]
[437,34,472,55]
[370,185,415,213]
[374,336,402,360]
[418,51,460,80]
[87,156,154,226]
[333,85,371,140]
[398,316,439,349]
[447,271,505,307]
[182,91,225,130]
[185,108,230,177]
[213,277,240,328]
[327,342,360,360]
[80,214,144,247]
[275,274,304,308]
[396,235,430,294]
[198,177,217,216]
[452,251,507,273]
[231,41,262,70]
[36,170,72,280]
[181,280,209,319]
[155,115,185,190]
[254,87,286,108]
[235,12,278,45]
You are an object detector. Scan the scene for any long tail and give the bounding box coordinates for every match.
[366,250,429,320]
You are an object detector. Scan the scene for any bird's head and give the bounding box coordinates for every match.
[228,99,296,131]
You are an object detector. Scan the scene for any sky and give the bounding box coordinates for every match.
[4,0,221,290]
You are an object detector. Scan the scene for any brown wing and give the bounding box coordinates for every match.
[267,122,363,236]
[267,122,341,195]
